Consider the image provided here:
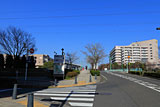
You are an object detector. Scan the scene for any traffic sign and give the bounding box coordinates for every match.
[30,48,34,54]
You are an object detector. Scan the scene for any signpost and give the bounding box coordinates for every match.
[30,48,34,54]
[53,49,65,79]
[25,48,34,81]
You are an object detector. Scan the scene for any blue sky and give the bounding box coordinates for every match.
[0,0,160,66]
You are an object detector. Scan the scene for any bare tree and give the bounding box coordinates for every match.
[66,52,79,69]
[158,46,160,70]
[0,26,36,56]
[82,43,107,70]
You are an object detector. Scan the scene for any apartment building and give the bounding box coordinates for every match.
[110,39,159,64]
[30,54,53,68]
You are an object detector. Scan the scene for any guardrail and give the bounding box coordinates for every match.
[105,68,142,73]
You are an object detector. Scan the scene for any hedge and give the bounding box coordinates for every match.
[129,71,142,75]
[65,70,80,79]
[129,71,160,78]
[90,70,100,76]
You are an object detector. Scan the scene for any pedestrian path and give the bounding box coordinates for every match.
[34,85,97,107]
[57,70,99,87]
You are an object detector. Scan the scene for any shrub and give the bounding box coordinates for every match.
[90,70,100,76]
[143,72,160,78]
[73,70,80,74]
[129,71,141,75]
[66,71,78,78]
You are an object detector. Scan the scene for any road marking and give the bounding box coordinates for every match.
[36,91,96,94]
[69,102,93,107]
[101,74,107,80]
[76,90,96,91]
[50,97,94,101]
[108,72,160,93]
[34,93,95,97]
[0,88,21,92]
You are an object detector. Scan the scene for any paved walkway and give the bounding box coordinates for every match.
[0,70,100,107]
[0,94,49,107]
[57,70,100,87]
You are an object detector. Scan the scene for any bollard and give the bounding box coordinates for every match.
[54,79,57,86]
[27,93,34,107]
[75,76,78,84]
[95,74,97,80]
[89,75,92,82]
[12,84,17,99]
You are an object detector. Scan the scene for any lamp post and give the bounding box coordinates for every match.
[61,48,64,55]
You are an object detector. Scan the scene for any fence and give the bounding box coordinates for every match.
[106,68,142,73]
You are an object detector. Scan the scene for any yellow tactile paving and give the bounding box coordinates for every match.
[50,81,96,88]
[17,99,48,107]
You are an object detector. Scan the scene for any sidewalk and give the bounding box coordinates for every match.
[0,70,100,107]
[0,94,49,107]
[56,70,100,88]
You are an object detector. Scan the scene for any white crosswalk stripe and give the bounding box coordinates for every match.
[34,85,96,107]
[50,97,94,101]
[69,102,93,107]
[34,93,95,97]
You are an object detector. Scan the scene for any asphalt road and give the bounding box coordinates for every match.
[94,71,160,107]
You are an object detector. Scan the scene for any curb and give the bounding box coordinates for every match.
[48,81,97,88]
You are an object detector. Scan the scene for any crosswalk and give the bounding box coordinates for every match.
[34,85,97,107]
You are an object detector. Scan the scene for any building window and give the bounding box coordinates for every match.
[151,55,152,57]
[151,58,153,60]
[149,44,152,46]
[150,47,152,49]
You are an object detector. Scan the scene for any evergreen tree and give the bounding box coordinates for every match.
[13,55,20,69]
[0,54,4,70]
[28,56,35,68]
[20,55,26,68]
[6,55,14,69]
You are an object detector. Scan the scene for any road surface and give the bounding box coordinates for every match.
[94,71,160,107]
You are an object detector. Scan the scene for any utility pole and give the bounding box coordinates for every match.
[127,50,130,73]
[121,49,124,72]
[109,56,112,71]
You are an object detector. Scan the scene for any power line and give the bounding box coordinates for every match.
[0,6,114,13]
[0,11,159,20]
[12,22,160,28]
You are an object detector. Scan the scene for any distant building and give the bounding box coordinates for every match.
[30,54,53,68]
[2,54,53,68]
[110,39,159,64]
